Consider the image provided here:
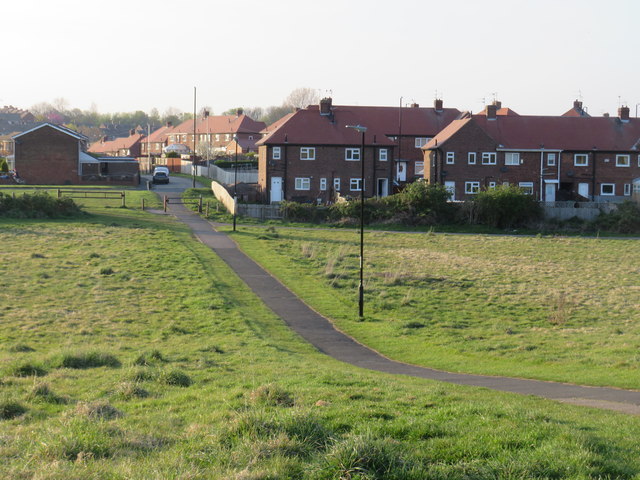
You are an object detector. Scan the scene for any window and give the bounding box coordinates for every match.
[446,152,455,164]
[379,149,388,161]
[333,178,341,191]
[300,147,316,160]
[600,183,615,196]
[481,152,497,165]
[415,137,429,148]
[215,134,220,141]
[518,182,534,195]
[415,161,424,176]
[345,148,360,161]
[505,152,520,165]
[272,146,281,160]
[638,155,640,167]
[320,178,327,191]
[624,183,631,196]
[547,153,556,166]
[468,152,476,165]
[350,178,363,191]
[616,154,630,167]
[574,154,588,166]
[295,177,310,190]
[488,181,497,189]
[465,181,480,194]
[225,134,231,141]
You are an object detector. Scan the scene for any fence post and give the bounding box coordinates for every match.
[163,195,167,212]
[206,202,210,217]
[57,188,61,198]
[198,195,203,213]
[141,198,145,211]
[121,192,126,208]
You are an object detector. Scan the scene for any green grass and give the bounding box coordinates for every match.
[2,206,640,478]
[227,226,640,390]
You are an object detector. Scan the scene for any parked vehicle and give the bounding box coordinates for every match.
[152,166,170,184]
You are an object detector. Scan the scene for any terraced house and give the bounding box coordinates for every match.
[423,103,640,202]
[257,97,460,204]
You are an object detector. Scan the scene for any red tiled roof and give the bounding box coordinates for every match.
[425,115,640,151]
[89,133,144,153]
[476,107,520,116]
[171,114,266,135]
[561,107,591,117]
[258,104,461,147]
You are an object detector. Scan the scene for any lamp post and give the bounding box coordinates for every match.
[346,124,367,318]
[233,135,239,231]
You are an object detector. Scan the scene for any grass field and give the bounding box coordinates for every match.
[227,226,640,390]
[2,197,640,478]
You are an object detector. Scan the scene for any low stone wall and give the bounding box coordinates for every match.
[542,201,617,221]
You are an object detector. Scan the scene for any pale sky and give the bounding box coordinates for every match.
[4,0,639,117]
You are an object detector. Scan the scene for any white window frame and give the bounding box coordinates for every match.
[465,181,480,194]
[547,153,556,166]
[225,134,231,141]
[481,152,497,165]
[345,148,361,161]
[468,152,476,165]
[574,154,589,166]
[333,178,341,191]
[600,183,615,196]
[624,183,631,196]
[215,134,220,141]
[415,161,424,176]
[445,152,455,164]
[294,177,311,190]
[379,148,388,161]
[505,152,520,166]
[350,178,363,191]
[518,182,534,195]
[488,181,497,189]
[638,155,640,167]
[415,137,429,148]
[616,154,630,167]
[272,146,281,160]
[300,147,316,160]
[320,178,327,191]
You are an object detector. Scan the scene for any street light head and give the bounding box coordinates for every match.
[346,124,367,133]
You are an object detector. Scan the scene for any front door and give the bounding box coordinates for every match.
[377,178,389,197]
[578,183,589,200]
[396,161,407,182]
[270,176,283,203]
[545,183,556,202]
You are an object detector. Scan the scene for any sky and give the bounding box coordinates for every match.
[4,0,640,118]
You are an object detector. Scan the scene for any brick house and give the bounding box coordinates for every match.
[13,123,139,185]
[423,104,640,202]
[256,98,460,204]
[89,129,145,157]
[168,109,266,159]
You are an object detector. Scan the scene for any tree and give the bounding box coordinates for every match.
[0,157,8,173]
[262,105,293,125]
[283,87,320,109]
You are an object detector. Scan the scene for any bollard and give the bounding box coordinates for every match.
[163,195,167,212]
[206,202,210,217]
[141,198,145,211]
[198,195,203,213]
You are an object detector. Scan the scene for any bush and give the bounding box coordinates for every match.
[0,192,83,218]
[471,185,542,228]
[394,181,455,224]
[591,201,640,234]
[281,201,329,223]
[0,157,8,173]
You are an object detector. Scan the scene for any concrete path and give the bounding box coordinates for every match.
[155,178,640,415]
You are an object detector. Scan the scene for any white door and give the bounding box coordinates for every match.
[545,183,556,202]
[444,181,456,201]
[396,161,407,182]
[377,178,389,197]
[578,183,589,200]
[270,177,283,203]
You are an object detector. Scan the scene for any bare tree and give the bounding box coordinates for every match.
[283,87,320,110]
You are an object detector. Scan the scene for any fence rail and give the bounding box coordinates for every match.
[163,195,203,213]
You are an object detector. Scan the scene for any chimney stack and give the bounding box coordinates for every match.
[319,97,332,116]
[574,99,583,110]
[492,100,502,109]
[410,102,420,108]
[486,104,498,120]
[166,121,172,127]
[618,106,630,123]
[236,108,243,116]
[434,99,443,112]
[129,129,135,136]
[203,110,210,118]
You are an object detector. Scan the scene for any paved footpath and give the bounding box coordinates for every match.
[157,183,640,415]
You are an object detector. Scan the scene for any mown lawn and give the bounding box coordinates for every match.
[227,226,640,390]
[1,206,640,478]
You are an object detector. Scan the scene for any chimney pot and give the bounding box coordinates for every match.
[492,100,502,109]
[410,103,419,108]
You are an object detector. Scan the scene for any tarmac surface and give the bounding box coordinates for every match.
[152,176,640,415]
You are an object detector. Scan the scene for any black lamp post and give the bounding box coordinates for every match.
[233,135,238,231]
[346,124,367,318]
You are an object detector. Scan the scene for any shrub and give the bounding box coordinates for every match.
[471,185,542,228]
[591,201,640,234]
[0,157,8,173]
[0,399,27,420]
[0,192,83,218]
[394,181,455,224]
[56,351,121,369]
[281,201,328,223]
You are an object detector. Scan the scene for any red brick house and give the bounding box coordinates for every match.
[13,123,139,185]
[256,98,460,204]
[89,130,145,157]
[423,104,640,202]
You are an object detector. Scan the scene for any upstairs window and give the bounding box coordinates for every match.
[547,153,556,166]
[574,154,588,166]
[300,147,316,160]
[481,152,497,165]
[345,148,361,161]
[446,152,455,164]
[505,152,520,165]
[616,154,630,167]
[468,152,476,165]
[272,146,281,160]
[415,137,429,148]
[379,148,388,161]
